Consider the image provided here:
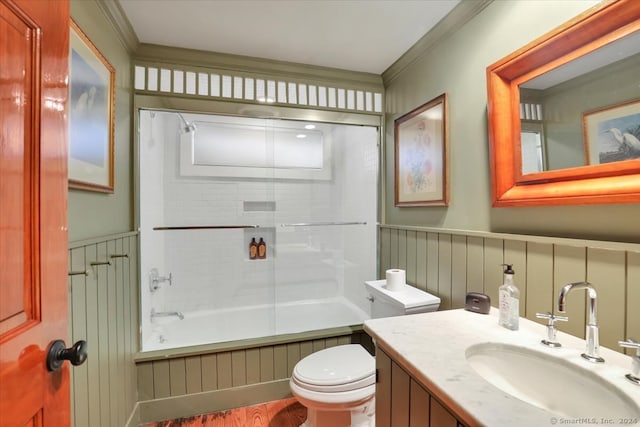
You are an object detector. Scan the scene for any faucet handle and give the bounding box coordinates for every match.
[536,312,568,325]
[619,338,640,355]
[618,338,640,386]
[536,312,568,348]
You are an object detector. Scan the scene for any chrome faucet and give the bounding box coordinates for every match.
[618,339,640,385]
[557,282,604,363]
[151,308,184,321]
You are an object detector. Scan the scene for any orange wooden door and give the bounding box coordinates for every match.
[0,0,71,426]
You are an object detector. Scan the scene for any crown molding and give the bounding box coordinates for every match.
[382,0,493,86]
[97,0,140,53]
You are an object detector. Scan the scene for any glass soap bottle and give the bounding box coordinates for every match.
[498,263,520,330]
[258,238,267,259]
[249,238,258,260]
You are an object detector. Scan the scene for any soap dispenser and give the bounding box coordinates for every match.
[498,263,520,330]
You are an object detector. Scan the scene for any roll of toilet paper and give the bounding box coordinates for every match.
[385,269,406,291]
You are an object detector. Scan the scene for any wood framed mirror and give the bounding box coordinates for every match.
[487,0,640,206]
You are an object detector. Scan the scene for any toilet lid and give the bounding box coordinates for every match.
[293,345,375,388]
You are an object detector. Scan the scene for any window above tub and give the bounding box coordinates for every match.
[179,114,332,180]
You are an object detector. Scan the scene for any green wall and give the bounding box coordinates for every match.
[69,0,640,245]
[383,0,640,244]
[69,0,133,242]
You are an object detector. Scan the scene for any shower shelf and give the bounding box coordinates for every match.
[153,225,259,230]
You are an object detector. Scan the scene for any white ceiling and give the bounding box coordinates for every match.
[118,0,461,74]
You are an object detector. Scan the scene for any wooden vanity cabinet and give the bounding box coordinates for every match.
[376,348,466,427]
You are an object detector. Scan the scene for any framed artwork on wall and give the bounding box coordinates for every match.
[583,98,640,165]
[394,93,449,207]
[68,19,115,193]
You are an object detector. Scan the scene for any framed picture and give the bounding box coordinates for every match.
[394,94,449,207]
[69,19,115,192]
[583,98,640,166]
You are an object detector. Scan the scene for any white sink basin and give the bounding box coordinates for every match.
[466,342,640,418]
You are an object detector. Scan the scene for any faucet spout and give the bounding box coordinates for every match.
[557,282,604,363]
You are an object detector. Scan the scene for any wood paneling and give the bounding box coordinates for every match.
[391,362,410,427]
[627,252,640,354]
[136,332,373,400]
[375,348,392,427]
[524,242,553,321]
[378,349,465,427]
[430,397,457,427]
[553,245,586,338]
[409,380,430,427]
[380,226,639,353]
[586,248,626,351]
[68,233,139,427]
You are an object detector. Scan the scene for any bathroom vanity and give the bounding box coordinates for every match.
[364,309,640,427]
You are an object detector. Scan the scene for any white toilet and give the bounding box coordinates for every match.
[290,280,441,426]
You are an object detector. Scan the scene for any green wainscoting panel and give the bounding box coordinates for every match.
[380,225,640,353]
[416,231,428,292]
[504,240,526,317]
[201,353,218,392]
[380,227,391,275]
[483,238,505,306]
[451,235,468,310]
[628,252,640,355]
[524,242,553,321]
[438,233,453,310]
[136,332,372,401]
[553,245,587,339]
[466,236,484,294]
[587,248,626,351]
[68,232,139,427]
[426,233,439,296]
[390,228,400,269]
[406,230,418,286]
[398,229,408,272]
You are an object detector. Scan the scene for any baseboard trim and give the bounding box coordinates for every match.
[137,379,292,424]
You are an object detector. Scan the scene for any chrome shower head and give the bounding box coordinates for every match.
[177,113,196,133]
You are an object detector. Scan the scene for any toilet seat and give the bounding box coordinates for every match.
[292,345,375,388]
[290,345,376,404]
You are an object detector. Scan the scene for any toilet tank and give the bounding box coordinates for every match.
[364,280,441,318]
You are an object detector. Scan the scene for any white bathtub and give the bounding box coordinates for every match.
[142,297,370,352]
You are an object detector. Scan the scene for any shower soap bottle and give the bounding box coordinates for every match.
[249,238,258,260]
[498,263,520,330]
[258,238,267,259]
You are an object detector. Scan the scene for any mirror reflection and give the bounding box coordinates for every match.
[518,30,640,174]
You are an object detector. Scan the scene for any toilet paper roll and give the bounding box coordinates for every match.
[385,269,406,292]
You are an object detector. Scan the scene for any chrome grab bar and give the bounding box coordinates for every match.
[153,225,259,230]
[280,221,367,227]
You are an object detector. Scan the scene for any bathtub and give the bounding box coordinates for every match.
[143,297,370,352]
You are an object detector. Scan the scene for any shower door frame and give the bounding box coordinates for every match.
[133,94,384,351]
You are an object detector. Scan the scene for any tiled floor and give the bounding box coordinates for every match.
[142,397,307,427]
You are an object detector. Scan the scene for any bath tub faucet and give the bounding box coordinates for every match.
[557,281,604,363]
[151,308,184,321]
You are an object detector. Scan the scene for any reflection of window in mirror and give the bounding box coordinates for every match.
[521,122,546,174]
[518,46,640,173]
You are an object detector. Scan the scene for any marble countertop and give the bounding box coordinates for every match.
[364,308,640,427]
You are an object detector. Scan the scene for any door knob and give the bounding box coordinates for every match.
[46,339,88,372]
